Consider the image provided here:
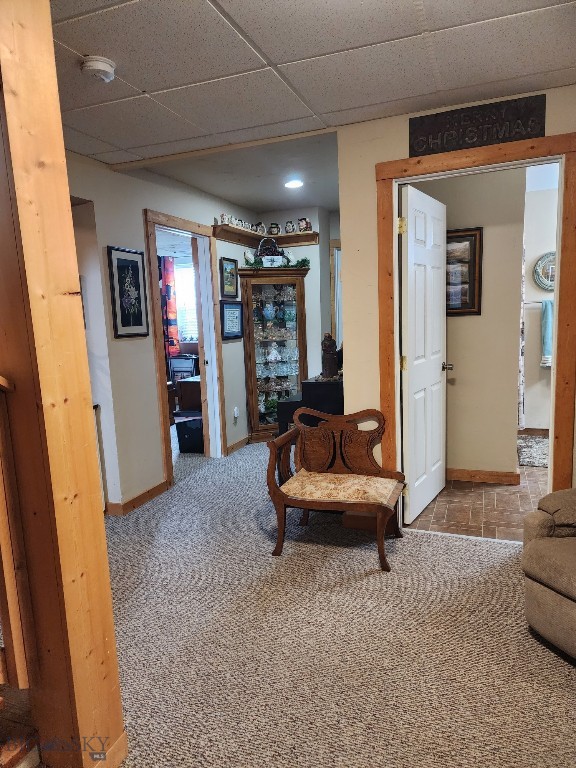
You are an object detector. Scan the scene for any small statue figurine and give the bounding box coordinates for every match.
[266,341,282,363]
[321,332,339,378]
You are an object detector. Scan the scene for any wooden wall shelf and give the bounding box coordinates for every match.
[213,224,319,248]
[238,267,310,278]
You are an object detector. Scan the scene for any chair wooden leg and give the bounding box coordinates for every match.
[272,500,287,556]
[376,510,391,571]
[299,509,310,526]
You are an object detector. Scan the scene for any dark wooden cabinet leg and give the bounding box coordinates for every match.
[299,509,310,526]
[376,510,391,571]
[272,501,287,556]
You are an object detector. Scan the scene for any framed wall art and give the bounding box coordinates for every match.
[446,228,483,316]
[220,300,243,340]
[220,256,239,298]
[107,246,149,338]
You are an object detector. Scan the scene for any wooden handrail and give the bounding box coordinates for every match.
[0,376,14,393]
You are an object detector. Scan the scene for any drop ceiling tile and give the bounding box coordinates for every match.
[279,36,436,114]
[431,5,576,90]
[153,70,312,133]
[91,150,143,163]
[130,116,326,158]
[422,0,572,31]
[320,67,576,127]
[53,0,265,93]
[51,0,133,23]
[55,42,141,111]
[62,96,207,149]
[217,0,423,64]
[63,125,118,154]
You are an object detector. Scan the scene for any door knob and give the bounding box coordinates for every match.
[442,362,453,372]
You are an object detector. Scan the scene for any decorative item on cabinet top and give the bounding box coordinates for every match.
[243,238,310,271]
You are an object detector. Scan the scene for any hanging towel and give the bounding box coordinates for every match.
[540,300,554,368]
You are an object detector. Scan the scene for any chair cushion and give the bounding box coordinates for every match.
[522,538,576,602]
[280,468,400,506]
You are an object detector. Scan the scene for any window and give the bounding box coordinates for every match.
[174,264,198,341]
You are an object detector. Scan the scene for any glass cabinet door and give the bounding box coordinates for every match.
[251,281,301,427]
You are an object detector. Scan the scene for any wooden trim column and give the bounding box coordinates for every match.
[0,2,126,767]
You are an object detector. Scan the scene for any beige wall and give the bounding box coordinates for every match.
[337,83,576,473]
[67,152,256,502]
[414,170,525,473]
[72,202,119,500]
[214,239,249,447]
[523,185,559,429]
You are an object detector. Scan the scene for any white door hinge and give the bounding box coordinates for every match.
[397,216,407,235]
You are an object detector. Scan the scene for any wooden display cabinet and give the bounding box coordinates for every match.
[240,268,309,440]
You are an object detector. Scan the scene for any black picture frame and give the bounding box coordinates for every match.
[220,300,243,340]
[220,257,239,298]
[107,246,149,338]
[446,228,483,316]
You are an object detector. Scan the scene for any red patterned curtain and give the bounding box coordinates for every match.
[161,256,180,358]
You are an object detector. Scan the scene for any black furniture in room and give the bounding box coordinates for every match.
[276,377,344,434]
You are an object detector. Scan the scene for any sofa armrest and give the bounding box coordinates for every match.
[523,509,555,544]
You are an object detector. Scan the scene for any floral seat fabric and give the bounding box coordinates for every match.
[280,468,400,506]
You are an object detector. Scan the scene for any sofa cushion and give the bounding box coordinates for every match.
[522,538,576,602]
[538,489,576,527]
[280,469,400,506]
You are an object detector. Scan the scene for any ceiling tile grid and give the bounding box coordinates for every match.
[130,115,325,159]
[151,69,314,133]
[53,0,265,92]
[62,95,208,149]
[51,0,576,163]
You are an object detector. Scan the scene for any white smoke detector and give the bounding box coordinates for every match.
[81,55,116,83]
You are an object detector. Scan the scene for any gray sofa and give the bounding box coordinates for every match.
[522,489,576,658]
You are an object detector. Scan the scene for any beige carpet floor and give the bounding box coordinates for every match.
[106,444,575,768]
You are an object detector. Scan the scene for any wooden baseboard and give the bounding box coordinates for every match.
[225,436,249,456]
[105,480,170,516]
[446,468,521,485]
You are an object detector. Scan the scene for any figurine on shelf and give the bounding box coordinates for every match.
[268,222,282,236]
[321,332,339,379]
[298,217,312,232]
[266,342,282,363]
[263,302,276,322]
[285,220,296,234]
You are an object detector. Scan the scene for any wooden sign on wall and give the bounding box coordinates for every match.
[409,95,546,157]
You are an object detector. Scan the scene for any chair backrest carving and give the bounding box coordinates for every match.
[293,408,385,476]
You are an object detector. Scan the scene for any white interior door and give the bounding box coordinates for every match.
[401,185,447,523]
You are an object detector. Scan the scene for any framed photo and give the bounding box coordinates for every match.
[446,228,483,316]
[220,257,239,298]
[107,246,149,338]
[220,300,243,340]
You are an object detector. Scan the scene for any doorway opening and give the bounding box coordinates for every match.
[148,218,224,473]
[397,159,562,541]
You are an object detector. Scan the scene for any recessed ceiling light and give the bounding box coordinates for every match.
[285,179,304,189]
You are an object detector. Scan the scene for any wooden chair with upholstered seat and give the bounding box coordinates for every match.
[266,408,405,571]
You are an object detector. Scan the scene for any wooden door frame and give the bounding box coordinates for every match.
[376,133,576,491]
[143,209,227,480]
[329,239,341,339]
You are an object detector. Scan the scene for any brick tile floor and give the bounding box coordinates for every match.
[405,466,548,542]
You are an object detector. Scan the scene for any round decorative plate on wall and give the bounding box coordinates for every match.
[533,251,556,291]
